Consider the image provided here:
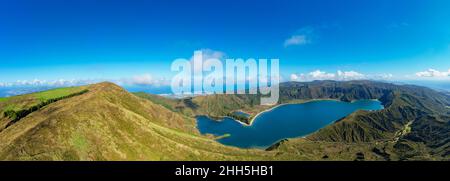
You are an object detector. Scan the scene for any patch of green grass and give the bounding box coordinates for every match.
[1,87,88,122]
[33,87,85,101]
[2,104,18,112]
[0,97,9,103]
[71,133,89,151]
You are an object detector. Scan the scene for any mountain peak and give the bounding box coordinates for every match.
[87,81,124,92]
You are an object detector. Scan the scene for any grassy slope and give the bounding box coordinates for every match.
[0,86,88,131]
[0,83,274,160]
[0,86,87,111]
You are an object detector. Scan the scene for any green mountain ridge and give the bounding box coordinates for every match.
[277,81,449,160]
[0,80,449,160]
[0,82,272,160]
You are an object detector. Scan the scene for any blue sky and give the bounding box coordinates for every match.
[1,0,450,87]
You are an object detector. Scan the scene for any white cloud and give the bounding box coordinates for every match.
[190,49,226,71]
[131,74,154,85]
[0,79,98,87]
[0,75,173,88]
[336,70,365,80]
[290,70,396,82]
[372,73,393,80]
[284,27,314,47]
[290,74,298,81]
[199,49,225,60]
[290,70,382,82]
[0,49,224,88]
[284,35,309,47]
[309,70,336,79]
[416,68,450,78]
[117,73,169,87]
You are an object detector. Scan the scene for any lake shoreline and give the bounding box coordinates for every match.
[196,99,384,149]
[199,98,381,127]
[245,98,380,126]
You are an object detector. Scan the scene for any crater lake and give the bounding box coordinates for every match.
[196,100,384,149]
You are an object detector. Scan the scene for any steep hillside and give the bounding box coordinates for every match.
[0,86,88,132]
[137,80,450,160]
[134,92,266,123]
[0,82,273,160]
[275,81,450,160]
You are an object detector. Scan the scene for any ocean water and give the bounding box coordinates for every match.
[196,100,384,149]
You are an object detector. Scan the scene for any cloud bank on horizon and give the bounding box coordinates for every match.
[289,70,393,82]
[3,67,449,88]
[416,69,450,78]
[0,49,449,87]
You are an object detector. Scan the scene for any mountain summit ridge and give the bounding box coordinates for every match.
[0,82,272,160]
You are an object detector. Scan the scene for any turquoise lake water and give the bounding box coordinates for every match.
[196,100,384,149]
